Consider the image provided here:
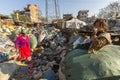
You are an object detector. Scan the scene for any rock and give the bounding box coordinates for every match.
[0,60,19,80]
[63,45,120,80]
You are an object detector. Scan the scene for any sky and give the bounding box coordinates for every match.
[0,0,118,18]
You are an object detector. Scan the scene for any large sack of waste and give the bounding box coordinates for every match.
[63,45,120,80]
[0,60,19,80]
[29,34,37,49]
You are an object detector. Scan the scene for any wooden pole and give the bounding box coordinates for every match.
[46,0,48,22]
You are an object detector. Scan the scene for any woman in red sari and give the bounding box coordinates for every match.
[15,29,31,61]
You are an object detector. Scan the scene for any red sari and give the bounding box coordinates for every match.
[19,46,31,61]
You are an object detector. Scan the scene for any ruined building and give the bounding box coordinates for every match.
[63,14,73,20]
[77,10,89,21]
[25,4,40,23]
[12,4,41,25]
[0,14,13,25]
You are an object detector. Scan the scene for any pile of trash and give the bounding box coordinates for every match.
[0,32,17,62]
[31,26,67,55]
[8,26,68,80]
[0,25,20,80]
[1,23,120,80]
[10,47,67,80]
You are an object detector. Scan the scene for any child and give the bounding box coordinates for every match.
[88,19,112,53]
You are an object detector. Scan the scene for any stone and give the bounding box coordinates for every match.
[0,60,19,80]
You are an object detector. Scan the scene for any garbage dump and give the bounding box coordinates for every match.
[0,22,120,80]
[7,25,68,80]
[1,1,120,80]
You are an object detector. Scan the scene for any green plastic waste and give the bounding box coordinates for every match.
[29,34,37,49]
[63,45,120,80]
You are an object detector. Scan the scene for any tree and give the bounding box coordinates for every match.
[11,10,31,24]
[11,10,20,22]
[98,1,120,19]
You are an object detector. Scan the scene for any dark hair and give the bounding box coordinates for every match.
[93,19,108,31]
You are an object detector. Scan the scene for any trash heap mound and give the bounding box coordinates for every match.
[63,45,120,80]
[0,33,17,62]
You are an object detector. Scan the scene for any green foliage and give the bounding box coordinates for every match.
[11,10,31,23]
[19,15,30,22]
[98,1,120,19]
